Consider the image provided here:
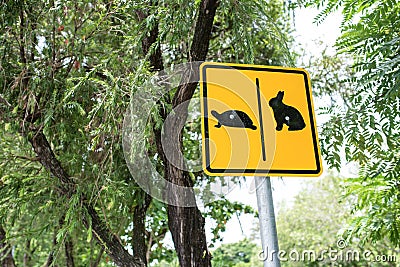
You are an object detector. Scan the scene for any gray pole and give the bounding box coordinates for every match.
[255,176,281,267]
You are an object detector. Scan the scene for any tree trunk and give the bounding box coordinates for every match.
[132,193,152,266]
[166,172,211,266]
[165,1,219,266]
[65,236,75,267]
[0,226,16,267]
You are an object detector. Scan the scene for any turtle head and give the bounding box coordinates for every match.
[211,110,220,119]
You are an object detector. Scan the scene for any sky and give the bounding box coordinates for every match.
[211,6,344,246]
[293,7,342,57]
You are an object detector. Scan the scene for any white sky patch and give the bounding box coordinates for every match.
[294,7,342,57]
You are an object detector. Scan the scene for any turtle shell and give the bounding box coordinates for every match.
[211,110,257,130]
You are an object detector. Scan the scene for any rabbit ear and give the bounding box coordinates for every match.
[277,91,284,100]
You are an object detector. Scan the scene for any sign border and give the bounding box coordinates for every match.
[200,62,322,177]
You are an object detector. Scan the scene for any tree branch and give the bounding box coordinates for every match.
[28,129,145,267]
[131,5,166,265]
[132,193,152,265]
[146,226,168,263]
[19,8,27,66]
[0,95,11,108]
[172,0,219,108]
[43,233,56,267]
[65,235,75,267]
[136,8,164,72]
[91,247,104,267]
[0,226,16,267]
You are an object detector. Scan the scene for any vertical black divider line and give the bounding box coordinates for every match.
[256,78,266,161]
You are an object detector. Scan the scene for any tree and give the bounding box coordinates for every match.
[276,176,398,267]
[297,0,400,247]
[211,239,263,267]
[0,0,293,266]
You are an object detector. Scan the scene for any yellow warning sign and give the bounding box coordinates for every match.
[200,62,322,177]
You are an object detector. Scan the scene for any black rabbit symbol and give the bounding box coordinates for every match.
[269,91,306,131]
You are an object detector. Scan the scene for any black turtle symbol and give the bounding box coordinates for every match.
[211,110,257,130]
[269,91,306,131]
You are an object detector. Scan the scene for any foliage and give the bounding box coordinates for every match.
[297,0,400,247]
[204,199,255,244]
[277,176,399,267]
[343,176,400,245]
[299,44,355,170]
[0,1,142,264]
[208,0,295,65]
[211,239,263,267]
[0,0,294,266]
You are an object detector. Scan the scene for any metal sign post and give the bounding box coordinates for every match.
[255,176,281,267]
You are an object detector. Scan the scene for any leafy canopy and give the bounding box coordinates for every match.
[299,0,400,247]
